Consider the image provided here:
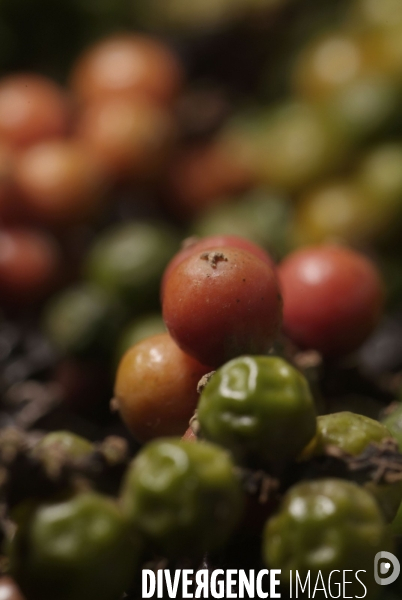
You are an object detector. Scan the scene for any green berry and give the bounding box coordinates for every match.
[306,412,402,522]
[314,411,391,456]
[121,438,243,558]
[85,221,179,307]
[264,479,392,599]
[198,355,316,469]
[382,404,402,451]
[34,431,94,459]
[43,283,122,357]
[10,492,139,600]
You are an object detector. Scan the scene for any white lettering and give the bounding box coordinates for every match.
[256,570,269,599]
[211,570,225,599]
[270,570,281,598]
[312,571,327,598]
[165,570,181,598]
[195,570,209,598]
[343,570,353,598]
[239,570,255,599]
[142,570,155,598]
[226,570,237,598]
[157,569,163,598]
[296,571,310,597]
[328,570,341,598]
[182,570,193,598]
[355,571,367,599]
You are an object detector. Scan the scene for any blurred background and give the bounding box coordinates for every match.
[1,0,402,440]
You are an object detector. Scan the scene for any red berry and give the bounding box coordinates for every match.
[279,245,384,357]
[161,234,276,297]
[70,34,183,107]
[163,247,282,367]
[0,227,60,305]
[0,141,17,222]
[0,74,70,148]
[114,333,210,442]
[182,427,197,442]
[76,98,175,181]
[14,140,107,226]
[167,141,253,218]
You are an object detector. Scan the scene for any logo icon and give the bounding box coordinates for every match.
[374,551,400,586]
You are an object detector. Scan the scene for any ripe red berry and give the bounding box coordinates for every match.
[0,227,60,305]
[70,34,183,107]
[0,141,16,221]
[161,234,276,297]
[182,427,197,442]
[279,245,384,357]
[162,247,282,367]
[114,333,210,442]
[14,140,107,226]
[0,74,70,148]
[76,97,175,181]
[167,141,253,218]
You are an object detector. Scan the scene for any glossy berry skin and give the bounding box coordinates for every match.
[114,333,210,442]
[0,74,70,148]
[70,34,183,106]
[161,234,275,297]
[303,412,402,521]
[311,411,391,457]
[114,313,166,364]
[198,356,316,469]
[121,438,243,558]
[0,228,60,305]
[163,246,282,367]
[10,492,139,600]
[263,479,391,598]
[279,245,384,357]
